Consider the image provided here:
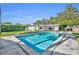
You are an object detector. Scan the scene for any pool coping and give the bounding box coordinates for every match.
[42,33,67,54]
[15,32,65,54]
[43,33,64,49]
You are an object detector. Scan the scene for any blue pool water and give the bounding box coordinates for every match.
[16,32,62,54]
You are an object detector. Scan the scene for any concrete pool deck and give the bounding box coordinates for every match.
[0,35,79,55]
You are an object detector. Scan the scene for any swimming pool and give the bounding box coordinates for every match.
[16,32,62,54]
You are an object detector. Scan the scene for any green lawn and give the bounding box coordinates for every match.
[0,31,28,37]
[73,33,79,44]
[0,31,39,37]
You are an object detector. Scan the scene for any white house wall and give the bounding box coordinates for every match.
[54,26,59,31]
[26,24,59,31]
[39,24,59,31]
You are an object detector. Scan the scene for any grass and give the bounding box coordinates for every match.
[0,30,39,37]
[77,38,79,44]
[0,31,28,37]
[72,33,79,44]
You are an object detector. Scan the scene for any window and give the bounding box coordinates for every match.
[40,27,42,29]
[49,27,52,30]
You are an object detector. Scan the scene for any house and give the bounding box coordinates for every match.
[25,25,38,31]
[72,25,79,33]
[65,26,72,31]
[65,25,79,33]
[25,24,59,31]
[39,24,59,31]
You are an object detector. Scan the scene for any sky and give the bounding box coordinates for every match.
[1,3,79,24]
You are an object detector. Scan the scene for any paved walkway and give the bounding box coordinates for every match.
[49,38,79,55]
[0,39,26,55]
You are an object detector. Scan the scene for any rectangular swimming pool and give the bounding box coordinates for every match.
[16,32,62,54]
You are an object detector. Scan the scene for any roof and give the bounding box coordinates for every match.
[39,24,59,27]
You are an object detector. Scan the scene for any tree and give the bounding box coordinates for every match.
[48,17,58,24]
[57,4,79,30]
[58,4,79,21]
[14,23,25,31]
[58,4,79,20]
[34,20,43,25]
[1,22,26,32]
[47,4,79,30]
[34,18,48,30]
[1,22,13,32]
